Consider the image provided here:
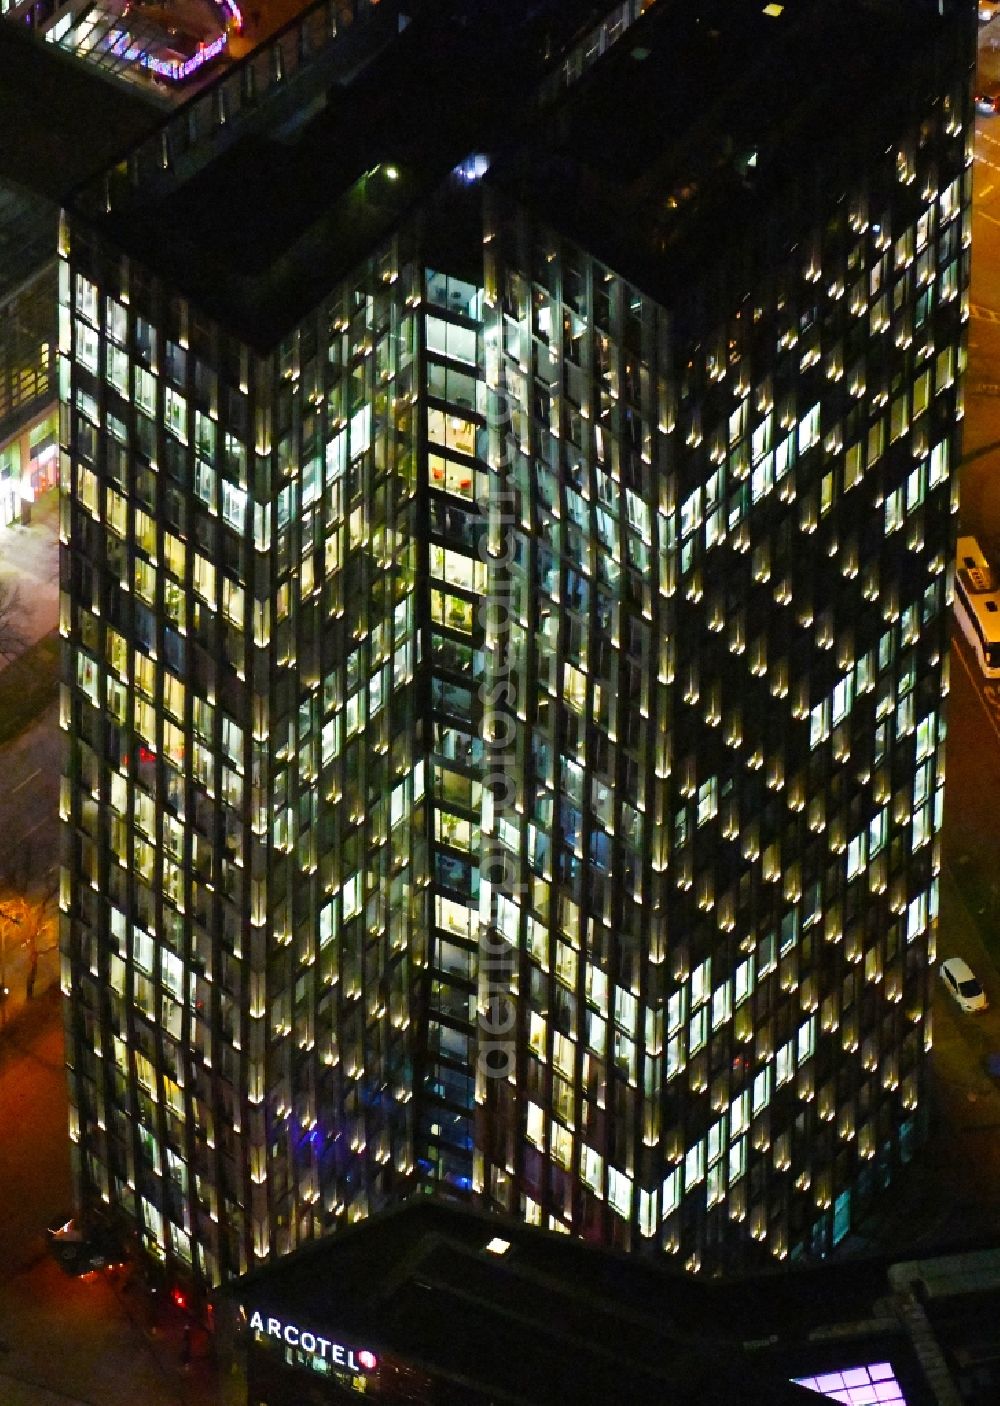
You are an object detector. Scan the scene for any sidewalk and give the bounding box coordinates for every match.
[0,996,220,1406]
[0,482,61,1021]
[0,486,58,670]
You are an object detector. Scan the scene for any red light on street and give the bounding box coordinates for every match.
[172,1288,187,1310]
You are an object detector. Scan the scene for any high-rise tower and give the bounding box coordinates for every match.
[59,0,975,1290]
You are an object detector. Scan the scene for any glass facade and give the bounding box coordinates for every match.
[0,260,56,447]
[60,225,427,1284]
[60,4,973,1286]
[472,94,969,1267]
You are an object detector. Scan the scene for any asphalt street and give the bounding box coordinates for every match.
[0,700,61,879]
[0,997,217,1406]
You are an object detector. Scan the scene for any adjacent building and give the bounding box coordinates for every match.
[215,1198,1000,1406]
[59,0,976,1292]
[213,1198,821,1406]
[0,24,156,531]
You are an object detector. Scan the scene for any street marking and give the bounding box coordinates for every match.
[970,303,1000,321]
[10,768,40,796]
[978,128,1000,148]
[18,818,51,843]
[975,153,1000,172]
[980,211,1000,228]
[983,184,996,198]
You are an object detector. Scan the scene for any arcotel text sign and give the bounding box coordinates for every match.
[247,1309,378,1372]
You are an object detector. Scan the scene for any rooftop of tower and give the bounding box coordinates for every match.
[494,0,973,323]
[75,0,610,344]
[69,0,971,347]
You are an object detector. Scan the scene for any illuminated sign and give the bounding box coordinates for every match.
[247,1309,377,1372]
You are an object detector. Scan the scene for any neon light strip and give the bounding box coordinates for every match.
[218,0,243,31]
[140,31,227,81]
[135,0,240,84]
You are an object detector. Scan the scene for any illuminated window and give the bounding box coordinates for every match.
[689,1007,707,1055]
[662,1167,680,1217]
[608,1166,633,1218]
[164,387,188,443]
[76,650,99,704]
[75,274,98,323]
[847,833,866,880]
[691,958,711,1007]
[752,1066,772,1115]
[222,481,247,532]
[343,873,362,921]
[76,320,99,374]
[194,554,216,606]
[928,437,948,488]
[810,699,831,748]
[696,776,717,826]
[798,403,820,453]
[135,367,156,417]
[711,984,731,1031]
[735,957,753,1006]
[684,1141,704,1189]
[78,465,99,517]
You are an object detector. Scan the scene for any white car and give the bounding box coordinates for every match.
[939,958,989,1014]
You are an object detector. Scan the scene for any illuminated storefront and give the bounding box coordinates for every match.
[0,405,58,529]
[0,439,18,527]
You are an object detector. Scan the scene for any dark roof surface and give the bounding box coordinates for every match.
[222,1197,821,1405]
[85,0,605,346]
[0,25,158,203]
[69,0,968,345]
[223,1202,1000,1405]
[0,177,56,300]
[493,0,972,315]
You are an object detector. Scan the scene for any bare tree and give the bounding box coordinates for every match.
[0,575,27,663]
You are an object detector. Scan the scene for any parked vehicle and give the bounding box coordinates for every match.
[46,1213,125,1275]
[939,957,989,1014]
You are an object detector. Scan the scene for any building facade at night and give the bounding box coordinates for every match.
[59,0,975,1289]
[0,23,156,532]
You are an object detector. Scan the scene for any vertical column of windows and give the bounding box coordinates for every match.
[422,268,487,1193]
